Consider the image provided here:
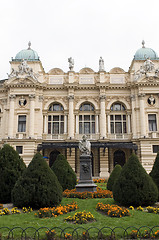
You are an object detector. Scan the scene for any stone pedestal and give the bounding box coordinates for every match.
[76,154,97,192]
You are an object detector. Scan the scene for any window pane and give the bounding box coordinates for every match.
[61,115,64,121]
[79,115,82,121]
[84,122,90,134]
[53,122,59,134]
[111,123,114,133]
[79,122,82,134]
[83,104,90,111]
[110,115,114,120]
[114,104,121,111]
[92,115,95,121]
[53,104,60,111]
[115,115,121,120]
[48,122,51,134]
[84,115,90,121]
[48,115,51,121]
[53,116,59,121]
[18,115,26,132]
[123,115,126,120]
[123,122,127,133]
[92,122,95,133]
[60,122,64,134]
[148,114,156,120]
[115,122,122,133]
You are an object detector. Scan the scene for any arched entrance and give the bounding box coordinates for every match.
[49,150,60,167]
[113,150,125,167]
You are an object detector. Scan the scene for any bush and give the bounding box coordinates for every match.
[51,154,77,191]
[113,153,158,206]
[150,152,159,199]
[107,164,122,191]
[12,152,63,209]
[0,144,26,203]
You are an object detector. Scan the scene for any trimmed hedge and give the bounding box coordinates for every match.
[0,144,26,203]
[51,154,77,191]
[12,152,63,209]
[113,153,158,206]
[150,152,159,199]
[107,164,122,191]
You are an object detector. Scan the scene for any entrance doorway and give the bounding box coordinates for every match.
[113,150,125,167]
[49,150,60,167]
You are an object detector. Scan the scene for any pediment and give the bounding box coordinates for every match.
[5,76,38,86]
[48,68,64,75]
[79,67,94,74]
[109,67,125,74]
[137,75,159,83]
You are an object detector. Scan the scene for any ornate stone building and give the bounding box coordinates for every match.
[1,41,159,177]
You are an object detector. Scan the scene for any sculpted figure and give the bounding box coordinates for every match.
[144,58,154,72]
[68,57,74,71]
[148,95,155,105]
[79,135,91,155]
[99,56,104,71]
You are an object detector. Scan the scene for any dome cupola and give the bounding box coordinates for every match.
[134,41,158,60]
[14,42,40,61]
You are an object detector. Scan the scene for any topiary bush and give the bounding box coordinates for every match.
[0,144,26,203]
[113,153,158,206]
[12,152,63,209]
[51,154,77,191]
[107,164,122,191]
[150,152,159,199]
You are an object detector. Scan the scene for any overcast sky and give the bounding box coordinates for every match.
[0,0,159,79]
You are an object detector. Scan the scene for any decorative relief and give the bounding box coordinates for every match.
[8,60,38,80]
[79,76,94,84]
[19,96,27,107]
[148,95,155,106]
[49,76,63,84]
[110,75,125,84]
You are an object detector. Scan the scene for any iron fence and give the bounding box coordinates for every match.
[0,226,159,239]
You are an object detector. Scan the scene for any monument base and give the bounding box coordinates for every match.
[76,180,97,192]
[75,154,97,192]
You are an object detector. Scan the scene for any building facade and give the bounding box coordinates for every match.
[0,41,159,177]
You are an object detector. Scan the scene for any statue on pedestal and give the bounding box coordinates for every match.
[79,135,91,155]
[68,57,74,71]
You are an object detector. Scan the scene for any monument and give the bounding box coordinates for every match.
[76,135,97,192]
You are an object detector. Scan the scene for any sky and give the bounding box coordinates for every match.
[0,0,159,79]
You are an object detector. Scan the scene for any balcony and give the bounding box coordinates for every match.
[109,133,132,140]
[43,134,67,140]
[148,132,159,138]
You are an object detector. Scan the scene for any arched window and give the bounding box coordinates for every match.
[79,103,95,134]
[110,102,127,134]
[48,103,64,134]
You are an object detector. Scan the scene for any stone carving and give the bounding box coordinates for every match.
[134,58,156,80]
[19,96,27,106]
[68,57,74,71]
[82,163,90,173]
[79,135,91,155]
[148,95,155,105]
[99,57,105,71]
[8,60,38,80]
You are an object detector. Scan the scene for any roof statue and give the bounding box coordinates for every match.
[99,56,105,71]
[68,57,74,71]
[79,135,91,155]
[144,58,155,72]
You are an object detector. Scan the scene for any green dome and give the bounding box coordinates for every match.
[134,41,158,60]
[14,42,40,61]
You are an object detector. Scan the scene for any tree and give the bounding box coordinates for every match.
[12,152,63,209]
[51,154,77,191]
[113,153,158,206]
[0,144,26,203]
[150,152,159,199]
[107,164,122,191]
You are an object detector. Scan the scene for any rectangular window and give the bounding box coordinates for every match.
[153,145,159,153]
[148,114,157,131]
[18,115,26,132]
[16,146,23,154]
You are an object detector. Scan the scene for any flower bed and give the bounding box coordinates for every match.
[96,202,130,218]
[0,206,32,216]
[65,210,95,224]
[147,206,159,214]
[63,187,113,199]
[93,178,107,183]
[36,202,78,218]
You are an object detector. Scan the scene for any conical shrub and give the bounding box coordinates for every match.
[0,144,26,203]
[51,154,77,191]
[113,153,158,206]
[107,164,122,191]
[12,152,63,208]
[150,152,159,199]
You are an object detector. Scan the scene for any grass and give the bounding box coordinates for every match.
[0,184,159,239]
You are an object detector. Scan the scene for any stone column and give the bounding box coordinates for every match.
[76,115,79,134]
[139,94,146,138]
[44,115,47,134]
[38,96,43,138]
[100,148,109,178]
[68,95,74,139]
[8,95,16,138]
[95,115,99,134]
[107,114,110,134]
[100,95,106,138]
[64,114,67,134]
[131,95,137,138]
[29,94,35,138]
[127,114,131,134]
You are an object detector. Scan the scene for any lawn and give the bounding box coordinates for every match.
[0,184,159,239]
